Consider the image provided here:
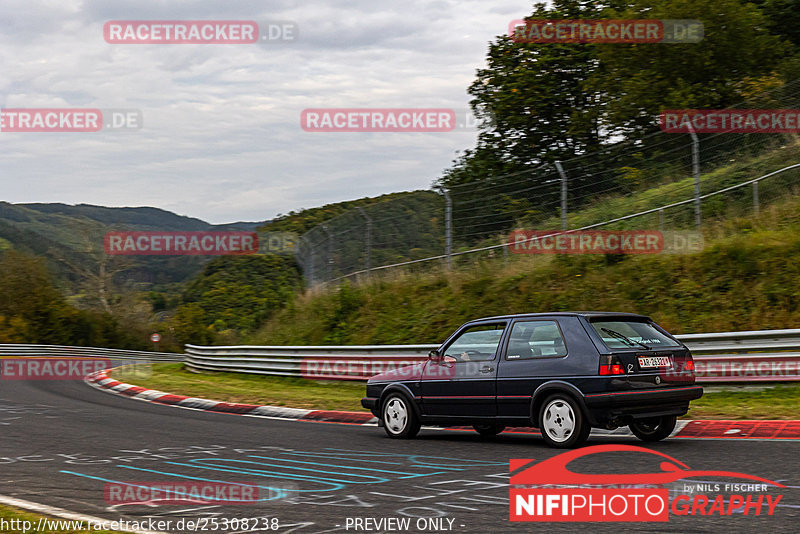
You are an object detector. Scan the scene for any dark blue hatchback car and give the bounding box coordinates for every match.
[361,312,703,448]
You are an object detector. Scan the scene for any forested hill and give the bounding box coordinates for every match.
[0,202,268,292]
[261,190,438,235]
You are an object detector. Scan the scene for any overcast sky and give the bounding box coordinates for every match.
[0,0,532,224]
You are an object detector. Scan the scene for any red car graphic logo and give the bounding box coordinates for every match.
[510,444,786,487]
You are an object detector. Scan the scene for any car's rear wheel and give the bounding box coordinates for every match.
[473,423,505,437]
[382,393,420,439]
[629,415,677,442]
[539,394,590,448]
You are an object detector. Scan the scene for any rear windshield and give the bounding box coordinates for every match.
[589,320,680,349]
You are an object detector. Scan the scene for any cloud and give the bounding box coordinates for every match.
[0,0,528,223]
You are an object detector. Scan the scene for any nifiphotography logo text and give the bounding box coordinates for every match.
[509,445,784,522]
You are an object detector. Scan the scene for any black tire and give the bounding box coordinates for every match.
[629,415,677,442]
[381,393,420,439]
[473,423,505,437]
[538,394,590,448]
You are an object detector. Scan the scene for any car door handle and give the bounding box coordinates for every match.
[479,366,495,373]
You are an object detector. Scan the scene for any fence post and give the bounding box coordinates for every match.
[299,235,314,287]
[753,181,760,215]
[689,127,701,228]
[659,208,665,232]
[555,161,568,230]
[444,190,452,269]
[357,207,372,275]
[323,225,333,282]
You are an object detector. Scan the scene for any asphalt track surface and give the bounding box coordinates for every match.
[1,371,798,533]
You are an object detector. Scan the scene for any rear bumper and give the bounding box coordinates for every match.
[583,385,703,423]
[584,385,703,407]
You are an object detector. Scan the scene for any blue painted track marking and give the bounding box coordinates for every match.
[60,470,292,502]
[246,455,450,478]
[169,459,389,484]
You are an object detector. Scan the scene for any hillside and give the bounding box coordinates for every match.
[0,202,269,296]
[261,190,439,235]
[249,191,800,345]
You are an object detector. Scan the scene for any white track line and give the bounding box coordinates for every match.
[0,494,170,534]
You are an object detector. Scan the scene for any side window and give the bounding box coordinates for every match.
[505,320,567,360]
[443,323,505,362]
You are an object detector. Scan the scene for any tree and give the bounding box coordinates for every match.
[0,250,72,342]
[437,0,794,243]
[170,303,214,346]
[0,250,153,348]
[593,0,789,136]
[178,254,303,335]
[751,0,800,48]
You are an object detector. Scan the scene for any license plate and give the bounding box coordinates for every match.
[638,356,671,369]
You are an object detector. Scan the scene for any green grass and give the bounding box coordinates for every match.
[250,216,800,346]
[685,384,800,420]
[112,363,367,412]
[111,365,799,420]
[0,506,118,533]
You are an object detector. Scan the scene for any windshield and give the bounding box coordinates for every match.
[590,320,680,349]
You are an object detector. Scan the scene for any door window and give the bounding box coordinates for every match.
[443,323,505,362]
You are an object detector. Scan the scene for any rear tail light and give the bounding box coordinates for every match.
[599,355,625,375]
[684,356,695,371]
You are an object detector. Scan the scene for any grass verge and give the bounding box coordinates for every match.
[111,364,799,420]
[0,505,118,533]
[112,363,367,412]
[685,384,800,420]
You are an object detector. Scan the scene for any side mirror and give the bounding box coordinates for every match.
[428,349,441,361]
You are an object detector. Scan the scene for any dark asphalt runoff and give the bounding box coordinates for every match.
[0,374,797,534]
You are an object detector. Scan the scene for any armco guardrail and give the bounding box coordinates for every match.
[184,344,434,380]
[0,344,183,362]
[186,329,800,383]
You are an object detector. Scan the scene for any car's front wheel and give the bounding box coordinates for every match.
[382,393,420,439]
[629,415,677,442]
[539,394,590,448]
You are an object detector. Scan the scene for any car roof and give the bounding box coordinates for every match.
[469,311,652,322]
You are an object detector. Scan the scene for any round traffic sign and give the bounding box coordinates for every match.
[150,333,161,343]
